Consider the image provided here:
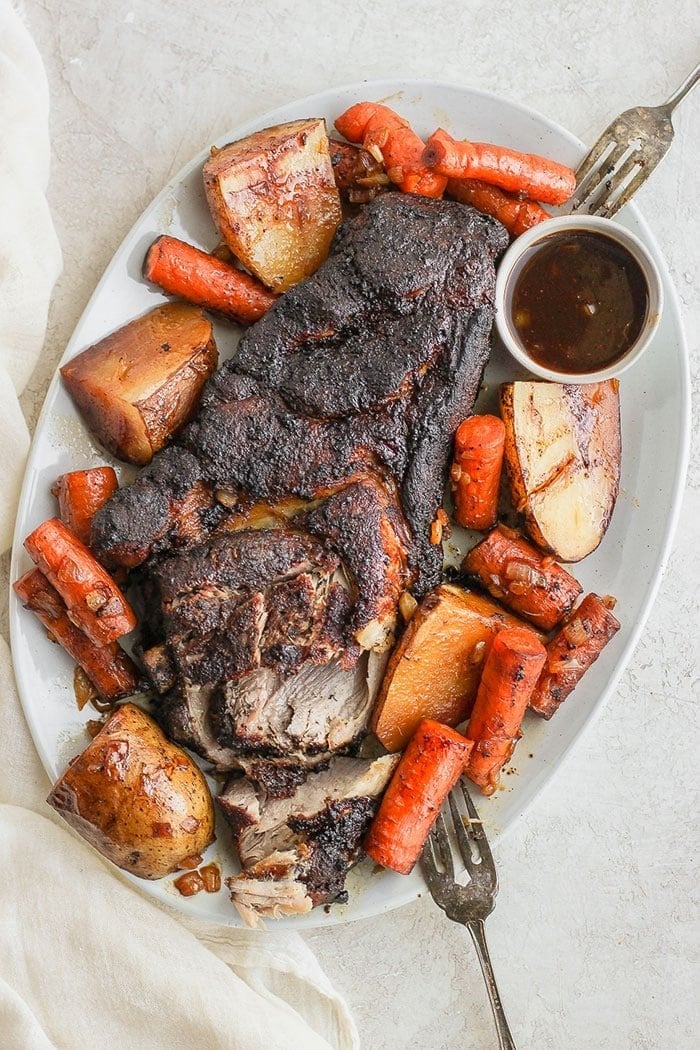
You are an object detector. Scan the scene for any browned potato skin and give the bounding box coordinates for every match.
[60,303,218,465]
[47,703,215,879]
[371,584,543,753]
[500,380,621,562]
[203,118,342,293]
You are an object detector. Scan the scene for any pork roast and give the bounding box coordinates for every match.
[87,192,506,918]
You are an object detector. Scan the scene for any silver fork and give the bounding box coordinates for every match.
[569,62,699,217]
[422,780,516,1050]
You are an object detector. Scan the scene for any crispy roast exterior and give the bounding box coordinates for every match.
[92,194,506,593]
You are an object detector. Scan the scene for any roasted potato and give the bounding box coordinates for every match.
[48,703,215,879]
[60,303,218,465]
[203,118,342,292]
[500,380,621,562]
[371,584,541,752]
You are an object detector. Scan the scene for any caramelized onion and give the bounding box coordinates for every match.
[74,666,96,711]
[86,718,106,738]
[200,864,222,893]
[504,560,548,589]
[174,871,205,897]
[399,590,418,623]
[562,618,589,647]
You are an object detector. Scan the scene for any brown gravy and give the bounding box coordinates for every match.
[511,231,649,374]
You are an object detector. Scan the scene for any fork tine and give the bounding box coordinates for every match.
[431,812,455,880]
[447,790,476,873]
[421,828,439,876]
[598,163,654,218]
[571,139,634,212]
[459,780,496,868]
[570,129,616,189]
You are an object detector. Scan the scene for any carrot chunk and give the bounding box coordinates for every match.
[13,569,139,700]
[466,627,546,795]
[335,102,446,199]
[52,467,118,547]
[446,178,550,237]
[424,129,576,205]
[364,719,473,875]
[23,518,136,646]
[463,525,582,632]
[143,235,278,325]
[530,593,620,719]
[451,415,506,531]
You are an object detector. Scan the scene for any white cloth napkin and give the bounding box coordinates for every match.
[0,5,358,1048]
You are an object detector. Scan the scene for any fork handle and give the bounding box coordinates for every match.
[467,919,517,1050]
[663,62,700,115]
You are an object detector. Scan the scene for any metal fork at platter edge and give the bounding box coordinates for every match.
[422,780,517,1050]
[569,61,699,217]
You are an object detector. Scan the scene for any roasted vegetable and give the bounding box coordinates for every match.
[52,467,118,547]
[143,235,277,324]
[446,178,550,237]
[47,703,215,879]
[451,414,506,531]
[424,129,576,204]
[371,583,540,752]
[530,593,621,719]
[24,518,136,646]
[462,525,582,632]
[466,627,547,795]
[364,719,473,875]
[500,380,621,562]
[60,303,218,466]
[13,569,139,701]
[203,118,342,293]
[335,101,446,198]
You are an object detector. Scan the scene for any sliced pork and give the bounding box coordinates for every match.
[221,754,400,925]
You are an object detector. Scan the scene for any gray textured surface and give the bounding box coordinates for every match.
[12,2,700,1047]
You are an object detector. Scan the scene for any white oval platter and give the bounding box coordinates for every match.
[9,79,690,927]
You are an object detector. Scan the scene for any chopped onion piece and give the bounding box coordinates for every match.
[562,618,589,647]
[399,591,418,623]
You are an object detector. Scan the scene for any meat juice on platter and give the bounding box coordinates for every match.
[13,95,635,927]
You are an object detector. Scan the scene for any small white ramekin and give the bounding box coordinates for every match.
[494,214,664,383]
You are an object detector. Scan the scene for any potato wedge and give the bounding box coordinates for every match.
[60,303,217,466]
[500,380,621,562]
[203,118,342,292]
[371,584,541,752]
[48,703,215,879]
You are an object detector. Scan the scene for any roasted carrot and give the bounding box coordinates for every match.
[424,129,576,205]
[52,467,118,547]
[143,235,278,325]
[23,518,137,646]
[466,627,546,795]
[364,719,473,875]
[13,569,139,700]
[530,593,620,719]
[463,525,582,632]
[446,178,550,237]
[335,102,446,199]
[451,415,506,531]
